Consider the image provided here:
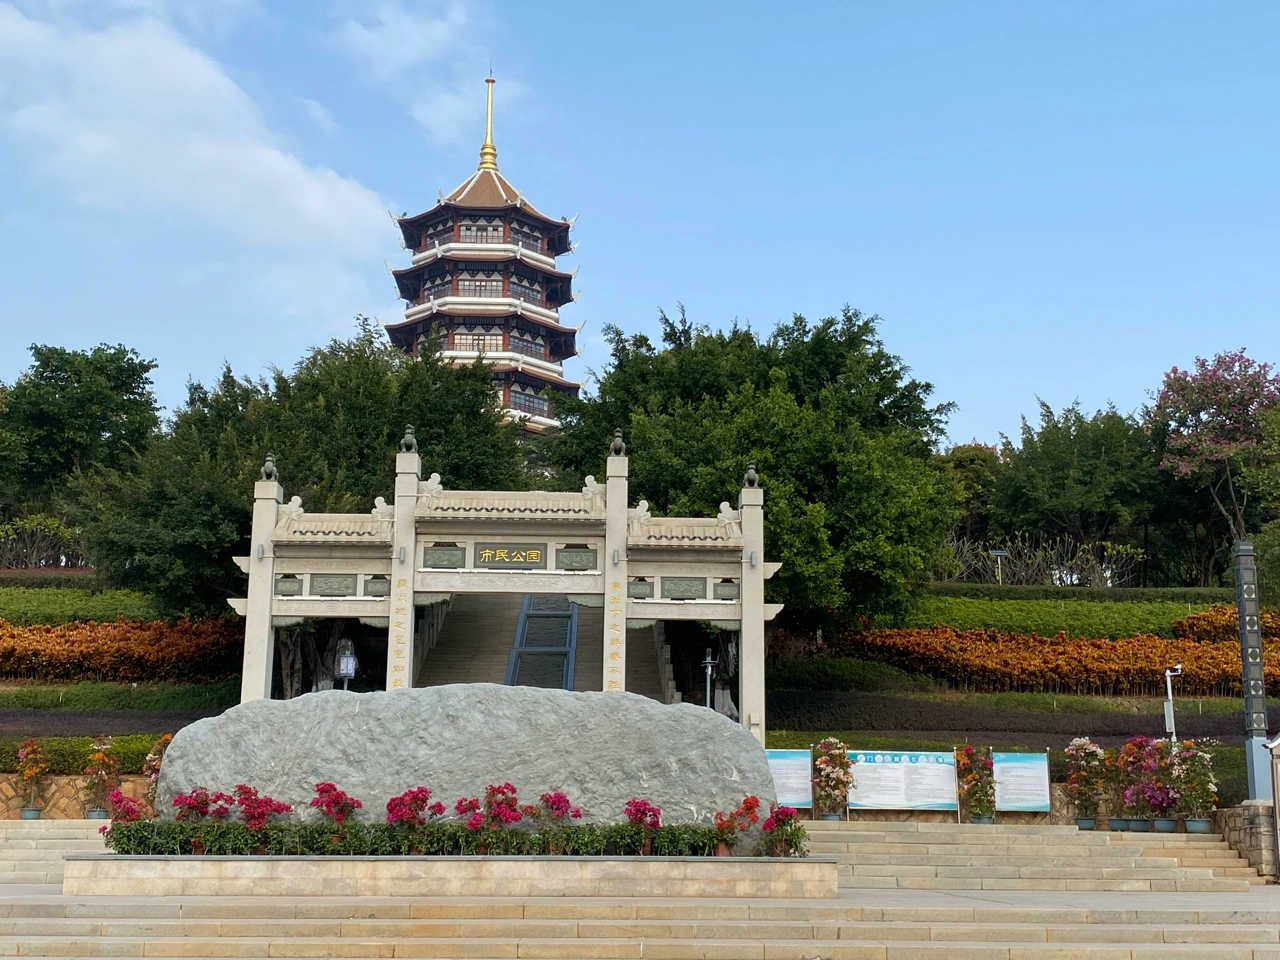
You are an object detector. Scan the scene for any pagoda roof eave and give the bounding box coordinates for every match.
[383,311,579,337]
[391,254,573,282]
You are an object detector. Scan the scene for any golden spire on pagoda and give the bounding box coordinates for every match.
[478,76,498,171]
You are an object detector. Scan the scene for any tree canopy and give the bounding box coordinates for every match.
[542,306,961,617]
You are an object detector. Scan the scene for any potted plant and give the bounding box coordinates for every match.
[310,782,362,845]
[624,798,661,855]
[82,736,121,819]
[956,745,995,823]
[456,783,525,855]
[812,738,854,820]
[233,784,291,851]
[711,795,760,856]
[1063,737,1107,830]
[1101,746,1128,831]
[16,738,50,820]
[1116,736,1161,831]
[533,791,582,855]
[1169,739,1218,834]
[386,786,446,853]
[172,786,234,854]
[762,803,808,857]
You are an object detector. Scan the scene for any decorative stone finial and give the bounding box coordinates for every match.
[399,425,418,454]
[744,462,759,488]
[610,429,626,457]
[260,454,278,482]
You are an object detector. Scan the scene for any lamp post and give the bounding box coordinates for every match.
[988,549,1009,586]
[702,647,718,710]
[1163,664,1183,743]
[336,637,358,691]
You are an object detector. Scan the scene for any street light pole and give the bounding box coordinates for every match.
[702,647,718,710]
[1163,665,1182,744]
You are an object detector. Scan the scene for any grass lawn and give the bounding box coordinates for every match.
[0,679,240,712]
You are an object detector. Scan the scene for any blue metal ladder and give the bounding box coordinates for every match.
[504,595,579,690]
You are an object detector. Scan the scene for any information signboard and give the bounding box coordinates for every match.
[993,752,1052,812]
[847,751,958,810]
[765,749,813,808]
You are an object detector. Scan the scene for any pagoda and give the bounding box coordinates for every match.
[387,78,580,433]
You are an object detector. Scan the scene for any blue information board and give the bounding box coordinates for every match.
[765,749,813,807]
[993,752,1052,812]
[847,751,958,810]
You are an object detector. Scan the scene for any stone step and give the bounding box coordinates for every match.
[809,841,1166,857]
[839,875,1253,891]
[0,871,58,883]
[828,853,1188,869]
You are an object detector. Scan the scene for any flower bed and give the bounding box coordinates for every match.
[1172,604,1280,644]
[0,618,240,683]
[851,627,1278,695]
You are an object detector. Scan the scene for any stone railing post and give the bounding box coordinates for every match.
[604,430,629,692]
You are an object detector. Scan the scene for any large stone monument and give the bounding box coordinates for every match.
[157,684,777,823]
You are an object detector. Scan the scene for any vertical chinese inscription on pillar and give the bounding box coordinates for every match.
[391,578,409,689]
[606,580,624,691]
[1234,544,1266,738]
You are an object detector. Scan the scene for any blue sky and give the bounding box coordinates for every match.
[0,1,1275,446]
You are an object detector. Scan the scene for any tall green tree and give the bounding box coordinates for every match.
[541,307,960,617]
[0,344,158,516]
[71,321,522,615]
[934,442,1001,542]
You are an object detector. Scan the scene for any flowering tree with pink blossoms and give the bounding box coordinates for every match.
[1154,349,1280,541]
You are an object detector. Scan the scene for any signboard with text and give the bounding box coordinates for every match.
[765,749,813,808]
[847,751,958,810]
[473,543,548,569]
[993,752,1052,812]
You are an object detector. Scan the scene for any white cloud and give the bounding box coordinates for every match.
[303,98,338,136]
[329,0,522,144]
[12,0,254,36]
[0,5,387,257]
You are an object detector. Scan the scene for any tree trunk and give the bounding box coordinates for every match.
[278,629,303,699]
[305,620,343,692]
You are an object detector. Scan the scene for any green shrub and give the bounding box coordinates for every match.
[768,657,934,693]
[0,587,156,626]
[0,679,239,712]
[897,596,1213,639]
[103,820,729,857]
[921,583,1234,604]
[0,570,100,590]
[0,734,159,775]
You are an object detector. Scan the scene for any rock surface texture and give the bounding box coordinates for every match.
[157,684,775,823]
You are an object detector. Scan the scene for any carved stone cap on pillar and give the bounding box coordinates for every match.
[395,451,421,479]
[254,480,284,503]
[739,486,763,508]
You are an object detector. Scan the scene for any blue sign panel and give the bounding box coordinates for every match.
[847,751,958,810]
[765,749,813,807]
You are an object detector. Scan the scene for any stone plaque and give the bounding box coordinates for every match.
[555,548,598,570]
[713,580,741,600]
[362,576,391,597]
[662,577,706,600]
[423,545,465,568]
[273,576,303,597]
[628,579,654,598]
[312,575,357,597]
[474,543,548,569]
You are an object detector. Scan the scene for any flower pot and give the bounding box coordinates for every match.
[19,808,40,821]
[1185,818,1212,834]
[252,844,267,856]
[771,840,792,858]
[818,813,843,821]
[1108,817,1129,832]
[714,840,732,857]
[1129,819,1151,833]
[86,808,109,820]
[970,816,994,825]
[1153,818,1178,833]
[640,837,653,856]
[1075,817,1096,831]
[190,838,205,855]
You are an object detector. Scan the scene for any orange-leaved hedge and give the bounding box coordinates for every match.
[0,617,242,683]
[852,626,1276,697]
[1171,604,1280,644]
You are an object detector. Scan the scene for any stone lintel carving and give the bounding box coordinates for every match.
[661,577,707,600]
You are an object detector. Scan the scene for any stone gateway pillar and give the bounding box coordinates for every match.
[604,431,629,692]
[240,459,283,703]
[387,432,421,691]
[739,464,766,745]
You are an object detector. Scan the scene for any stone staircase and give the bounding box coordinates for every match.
[1109,830,1270,885]
[2,892,1280,957]
[0,820,104,884]
[807,820,1259,892]
[415,593,525,687]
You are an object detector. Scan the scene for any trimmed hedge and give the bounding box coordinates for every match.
[0,587,156,626]
[0,569,99,590]
[920,583,1235,604]
[104,820,729,857]
[0,679,240,712]
[899,596,1212,640]
[0,734,159,774]
[0,617,241,682]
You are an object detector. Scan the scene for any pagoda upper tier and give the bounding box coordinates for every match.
[385,78,581,432]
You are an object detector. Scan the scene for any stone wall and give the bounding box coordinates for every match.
[1213,800,1277,878]
[0,775,146,820]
